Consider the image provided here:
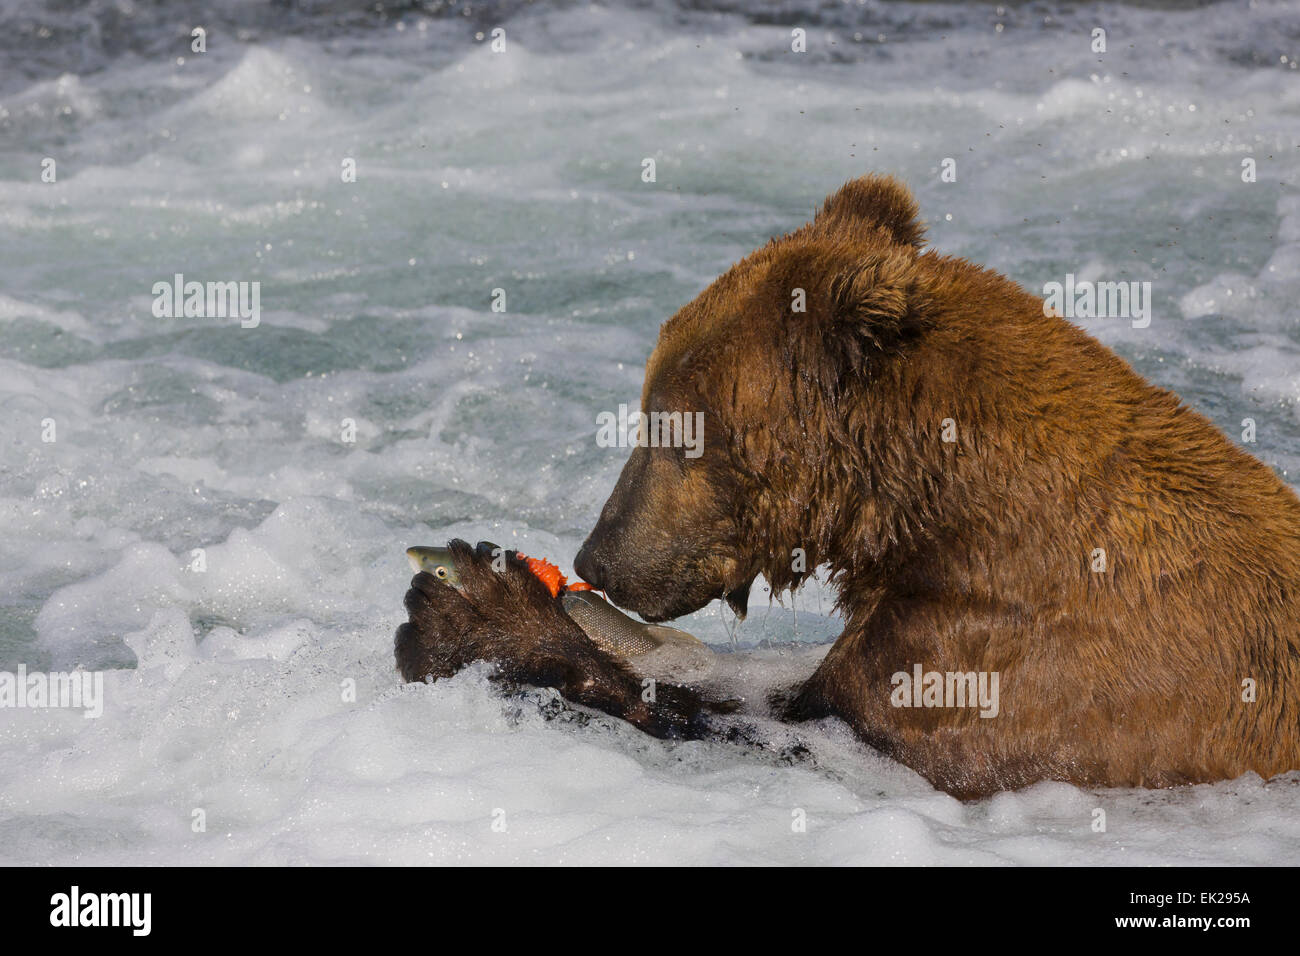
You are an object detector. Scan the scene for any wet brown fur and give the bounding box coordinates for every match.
[400,175,1300,800]
[576,174,1300,799]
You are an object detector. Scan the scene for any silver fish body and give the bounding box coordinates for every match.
[560,589,704,658]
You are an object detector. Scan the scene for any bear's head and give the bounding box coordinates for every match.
[575,175,936,622]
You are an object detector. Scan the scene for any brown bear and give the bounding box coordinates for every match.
[397,175,1300,800]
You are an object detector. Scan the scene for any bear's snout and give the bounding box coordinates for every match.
[573,529,649,613]
[579,443,740,621]
[573,540,606,592]
[574,525,701,622]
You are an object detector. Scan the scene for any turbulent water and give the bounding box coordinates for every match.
[1,0,1299,864]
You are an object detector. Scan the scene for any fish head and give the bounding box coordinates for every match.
[405,546,462,588]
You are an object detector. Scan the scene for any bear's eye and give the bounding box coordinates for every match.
[435,567,448,579]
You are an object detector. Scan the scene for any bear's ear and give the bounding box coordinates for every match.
[814,175,925,249]
[820,249,932,362]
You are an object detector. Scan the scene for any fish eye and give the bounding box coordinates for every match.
[435,567,448,579]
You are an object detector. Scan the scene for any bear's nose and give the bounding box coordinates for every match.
[574,543,605,590]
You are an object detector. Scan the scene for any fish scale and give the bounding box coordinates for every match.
[560,589,702,657]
